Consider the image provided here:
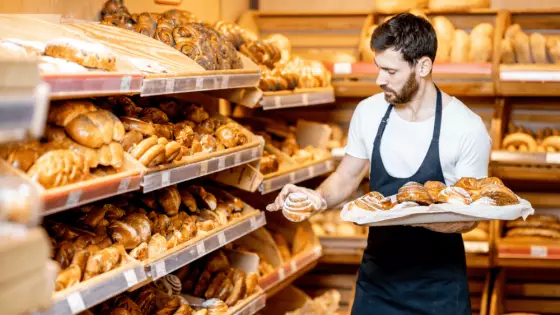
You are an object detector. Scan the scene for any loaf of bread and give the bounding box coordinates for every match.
[530,32,547,64]
[512,32,532,63]
[432,16,455,62]
[451,30,470,63]
[469,23,493,62]
[27,150,90,189]
[44,38,117,71]
[501,39,516,64]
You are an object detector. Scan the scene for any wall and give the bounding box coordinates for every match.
[258,0,373,12]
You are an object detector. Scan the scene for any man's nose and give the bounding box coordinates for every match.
[376,72,388,86]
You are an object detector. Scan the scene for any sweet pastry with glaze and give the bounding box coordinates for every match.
[282,192,320,222]
[477,177,503,188]
[260,153,279,175]
[129,242,149,261]
[215,123,248,148]
[44,37,117,71]
[453,177,480,191]
[397,183,433,205]
[27,149,90,189]
[436,187,472,205]
[174,122,195,147]
[154,295,181,315]
[202,299,228,315]
[424,181,447,201]
[157,186,181,216]
[479,184,518,206]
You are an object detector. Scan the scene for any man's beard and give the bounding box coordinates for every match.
[381,72,419,104]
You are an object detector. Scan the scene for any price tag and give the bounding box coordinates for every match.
[274,96,282,108]
[120,75,132,91]
[66,292,86,314]
[278,267,285,281]
[291,260,298,274]
[546,153,560,164]
[152,260,167,280]
[123,269,138,287]
[218,158,226,170]
[213,77,220,89]
[333,62,352,74]
[250,216,258,229]
[308,166,315,178]
[217,232,226,246]
[234,153,242,165]
[531,245,548,258]
[195,77,204,90]
[165,78,175,93]
[199,161,209,175]
[289,172,296,182]
[66,190,82,208]
[221,76,230,89]
[196,241,206,256]
[302,93,309,106]
[161,171,170,187]
[117,177,131,193]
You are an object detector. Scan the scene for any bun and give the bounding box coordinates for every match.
[530,32,547,64]
[48,100,97,127]
[424,181,447,201]
[436,187,472,204]
[512,32,531,63]
[479,184,518,206]
[501,39,516,63]
[65,110,123,148]
[469,34,492,62]
[397,183,432,205]
[188,186,217,210]
[507,227,560,239]
[27,149,89,189]
[179,187,198,212]
[451,30,469,63]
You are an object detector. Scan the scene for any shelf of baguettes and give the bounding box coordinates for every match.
[0,153,144,215]
[0,58,50,144]
[497,10,560,96]
[41,207,266,314]
[259,87,336,110]
[0,15,145,99]
[64,21,262,97]
[321,9,502,97]
[494,208,560,268]
[490,268,560,315]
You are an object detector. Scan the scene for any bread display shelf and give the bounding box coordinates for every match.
[259,87,335,110]
[145,211,266,281]
[141,72,261,97]
[44,72,143,99]
[491,151,560,165]
[498,241,560,261]
[499,65,560,97]
[141,139,263,193]
[0,155,143,216]
[259,158,334,194]
[258,245,322,294]
[228,290,266,315]
[325,62,494,97]
[37,263,148,315]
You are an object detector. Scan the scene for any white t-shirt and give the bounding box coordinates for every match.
[345,93,491,186]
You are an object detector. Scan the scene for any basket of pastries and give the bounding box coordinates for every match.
[335,177,534,226]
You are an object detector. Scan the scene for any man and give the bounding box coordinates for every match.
[266,13,491,314]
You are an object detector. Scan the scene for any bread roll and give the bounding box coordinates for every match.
[374,0,418,13]
[500,39,516,64]
[469,35,492,62]
[429,0,489,10]
[432,16,455,43]
[505,24,522,40]
[530,32,547,63]
[512,32,532,63]
[471,23,494,39]
[48,100,97,127]
[549,41,560,63]
[451,30,470,63]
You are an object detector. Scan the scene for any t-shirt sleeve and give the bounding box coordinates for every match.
[344,103,368,159]
[455,118,492,179]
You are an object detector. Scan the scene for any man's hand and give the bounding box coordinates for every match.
[412,221,478,234]
[266,184,326,212]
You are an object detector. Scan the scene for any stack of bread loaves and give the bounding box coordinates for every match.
[501,24,560,64]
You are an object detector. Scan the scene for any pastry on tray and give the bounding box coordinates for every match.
[44,38,117,71]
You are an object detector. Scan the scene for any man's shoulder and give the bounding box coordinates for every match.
[355,93,390,117]
[445,97,490,139]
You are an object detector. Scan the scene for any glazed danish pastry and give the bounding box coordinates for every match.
[436,187,472,205]
[397,183,433,205]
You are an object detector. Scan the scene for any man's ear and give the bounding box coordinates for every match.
[416,56,433,78]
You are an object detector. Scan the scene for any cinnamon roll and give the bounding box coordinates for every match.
[282,193,320,222]
[155,20,175,47]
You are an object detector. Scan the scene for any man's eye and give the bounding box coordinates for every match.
[388,71,396,75]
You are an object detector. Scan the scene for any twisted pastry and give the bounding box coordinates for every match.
[155,20,175,47]
[135,13,157,38]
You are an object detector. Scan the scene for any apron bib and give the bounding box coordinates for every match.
[351,86,471,315]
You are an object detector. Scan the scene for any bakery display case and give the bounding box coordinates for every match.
[490,268,560,315]
[498,10,560,97]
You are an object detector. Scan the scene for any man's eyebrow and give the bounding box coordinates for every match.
[373,60,396,71]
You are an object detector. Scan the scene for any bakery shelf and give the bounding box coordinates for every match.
[259,87,336,110]
[37,263,148,315]
[259,158,335,194]
[499,65,560,97]
[259,245,322,296]
[44,72,143,100]
[228,290,267,315]
[141,141,263,193]
[145,211,266,281]
[0,154,144,216]
[491,151,560,165]
[325,62,495,98]
[64,22,261,98]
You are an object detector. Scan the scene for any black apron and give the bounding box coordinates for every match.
[351,86,471,315]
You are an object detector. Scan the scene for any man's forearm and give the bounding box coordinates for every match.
[316,166,367,209]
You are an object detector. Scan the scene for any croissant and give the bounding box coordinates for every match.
[83,245,122,280]
[155,20,175,47]
[205,272,227,299]
[129,242,149,261]
[123,213,152,243]
[397,183,432,205]
[179,187,197,212]
[436,187,472,205]
[245,272,258,297]
[477,177,503,188]
[424,181,447,201]
[188,186,217,210]
[225,268,246,306]
[55,264,82,291]
[46,126,99,168]
[157,186,182,216]
[207,251,230,273]
[216,123,248,148]
[479,184,518,206]
[108,220,141,249]
[453,177,480,191]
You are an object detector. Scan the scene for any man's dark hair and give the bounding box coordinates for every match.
[371,13,437,65]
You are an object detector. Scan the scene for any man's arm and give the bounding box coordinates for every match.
[266,154,369,212]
